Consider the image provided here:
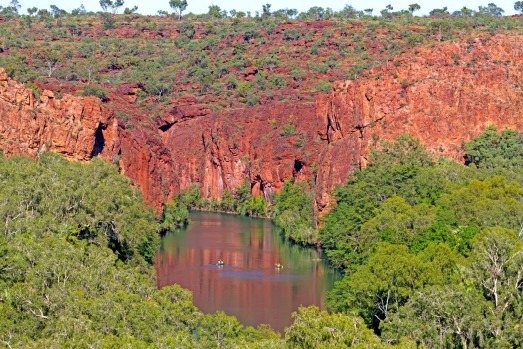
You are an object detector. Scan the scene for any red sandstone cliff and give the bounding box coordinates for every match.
[0,68,179,210]
[163,100,323,202]
[0,33,522,214]
[164,33,523,214]
[0,68,118,161]
[314,33,523,211]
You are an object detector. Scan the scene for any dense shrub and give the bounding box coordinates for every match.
[81,84,109,101]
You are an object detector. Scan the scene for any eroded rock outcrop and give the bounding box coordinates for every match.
[0,68,119,160]
[315,33,523,211]
[0,68,179,211]
[163,100,323,202]
[117,124,180,208]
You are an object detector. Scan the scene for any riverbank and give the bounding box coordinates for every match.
[179,179,320,247]
[156,211,339,332]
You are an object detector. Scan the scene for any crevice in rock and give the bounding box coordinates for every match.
[201,133,207,149]
[255,174,264,192]
[91,123,105,157]
[355,124,365,171]
[159,123,173,132]
[293,159,304,174]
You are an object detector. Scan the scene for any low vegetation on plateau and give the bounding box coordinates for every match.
[0,1,521,117]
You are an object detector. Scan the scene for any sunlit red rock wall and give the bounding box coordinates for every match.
[0,68,179,210]
[314,33,523,211]
[0,33,522,215]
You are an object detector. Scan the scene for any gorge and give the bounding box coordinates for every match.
[1,6,523,347]
[0,32,522,212]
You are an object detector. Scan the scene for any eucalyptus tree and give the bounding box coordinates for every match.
[408,3,420,15]
[99,0,124,14]
[169,0,187,19]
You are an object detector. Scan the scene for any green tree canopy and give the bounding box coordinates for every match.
[285,306,388,348]
[0,153,286,347]
[273,179,318,245]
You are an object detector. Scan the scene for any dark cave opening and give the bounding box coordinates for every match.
[159,123,174,132]
[91,123,105,157]
[293,159,304,174]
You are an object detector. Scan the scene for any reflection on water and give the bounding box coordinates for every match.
[156,211,339,332]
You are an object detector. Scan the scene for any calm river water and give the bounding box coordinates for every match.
[156,211,339,332]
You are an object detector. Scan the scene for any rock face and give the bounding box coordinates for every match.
[160,30,523,214]
[0,33,522,215]
[163,100,323,202]
[314,33,523,211]
[117,123,180,210]
[0,68,179,211]
[0,68,119,160]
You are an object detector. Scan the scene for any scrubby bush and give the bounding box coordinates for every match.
[81,84,109,101]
